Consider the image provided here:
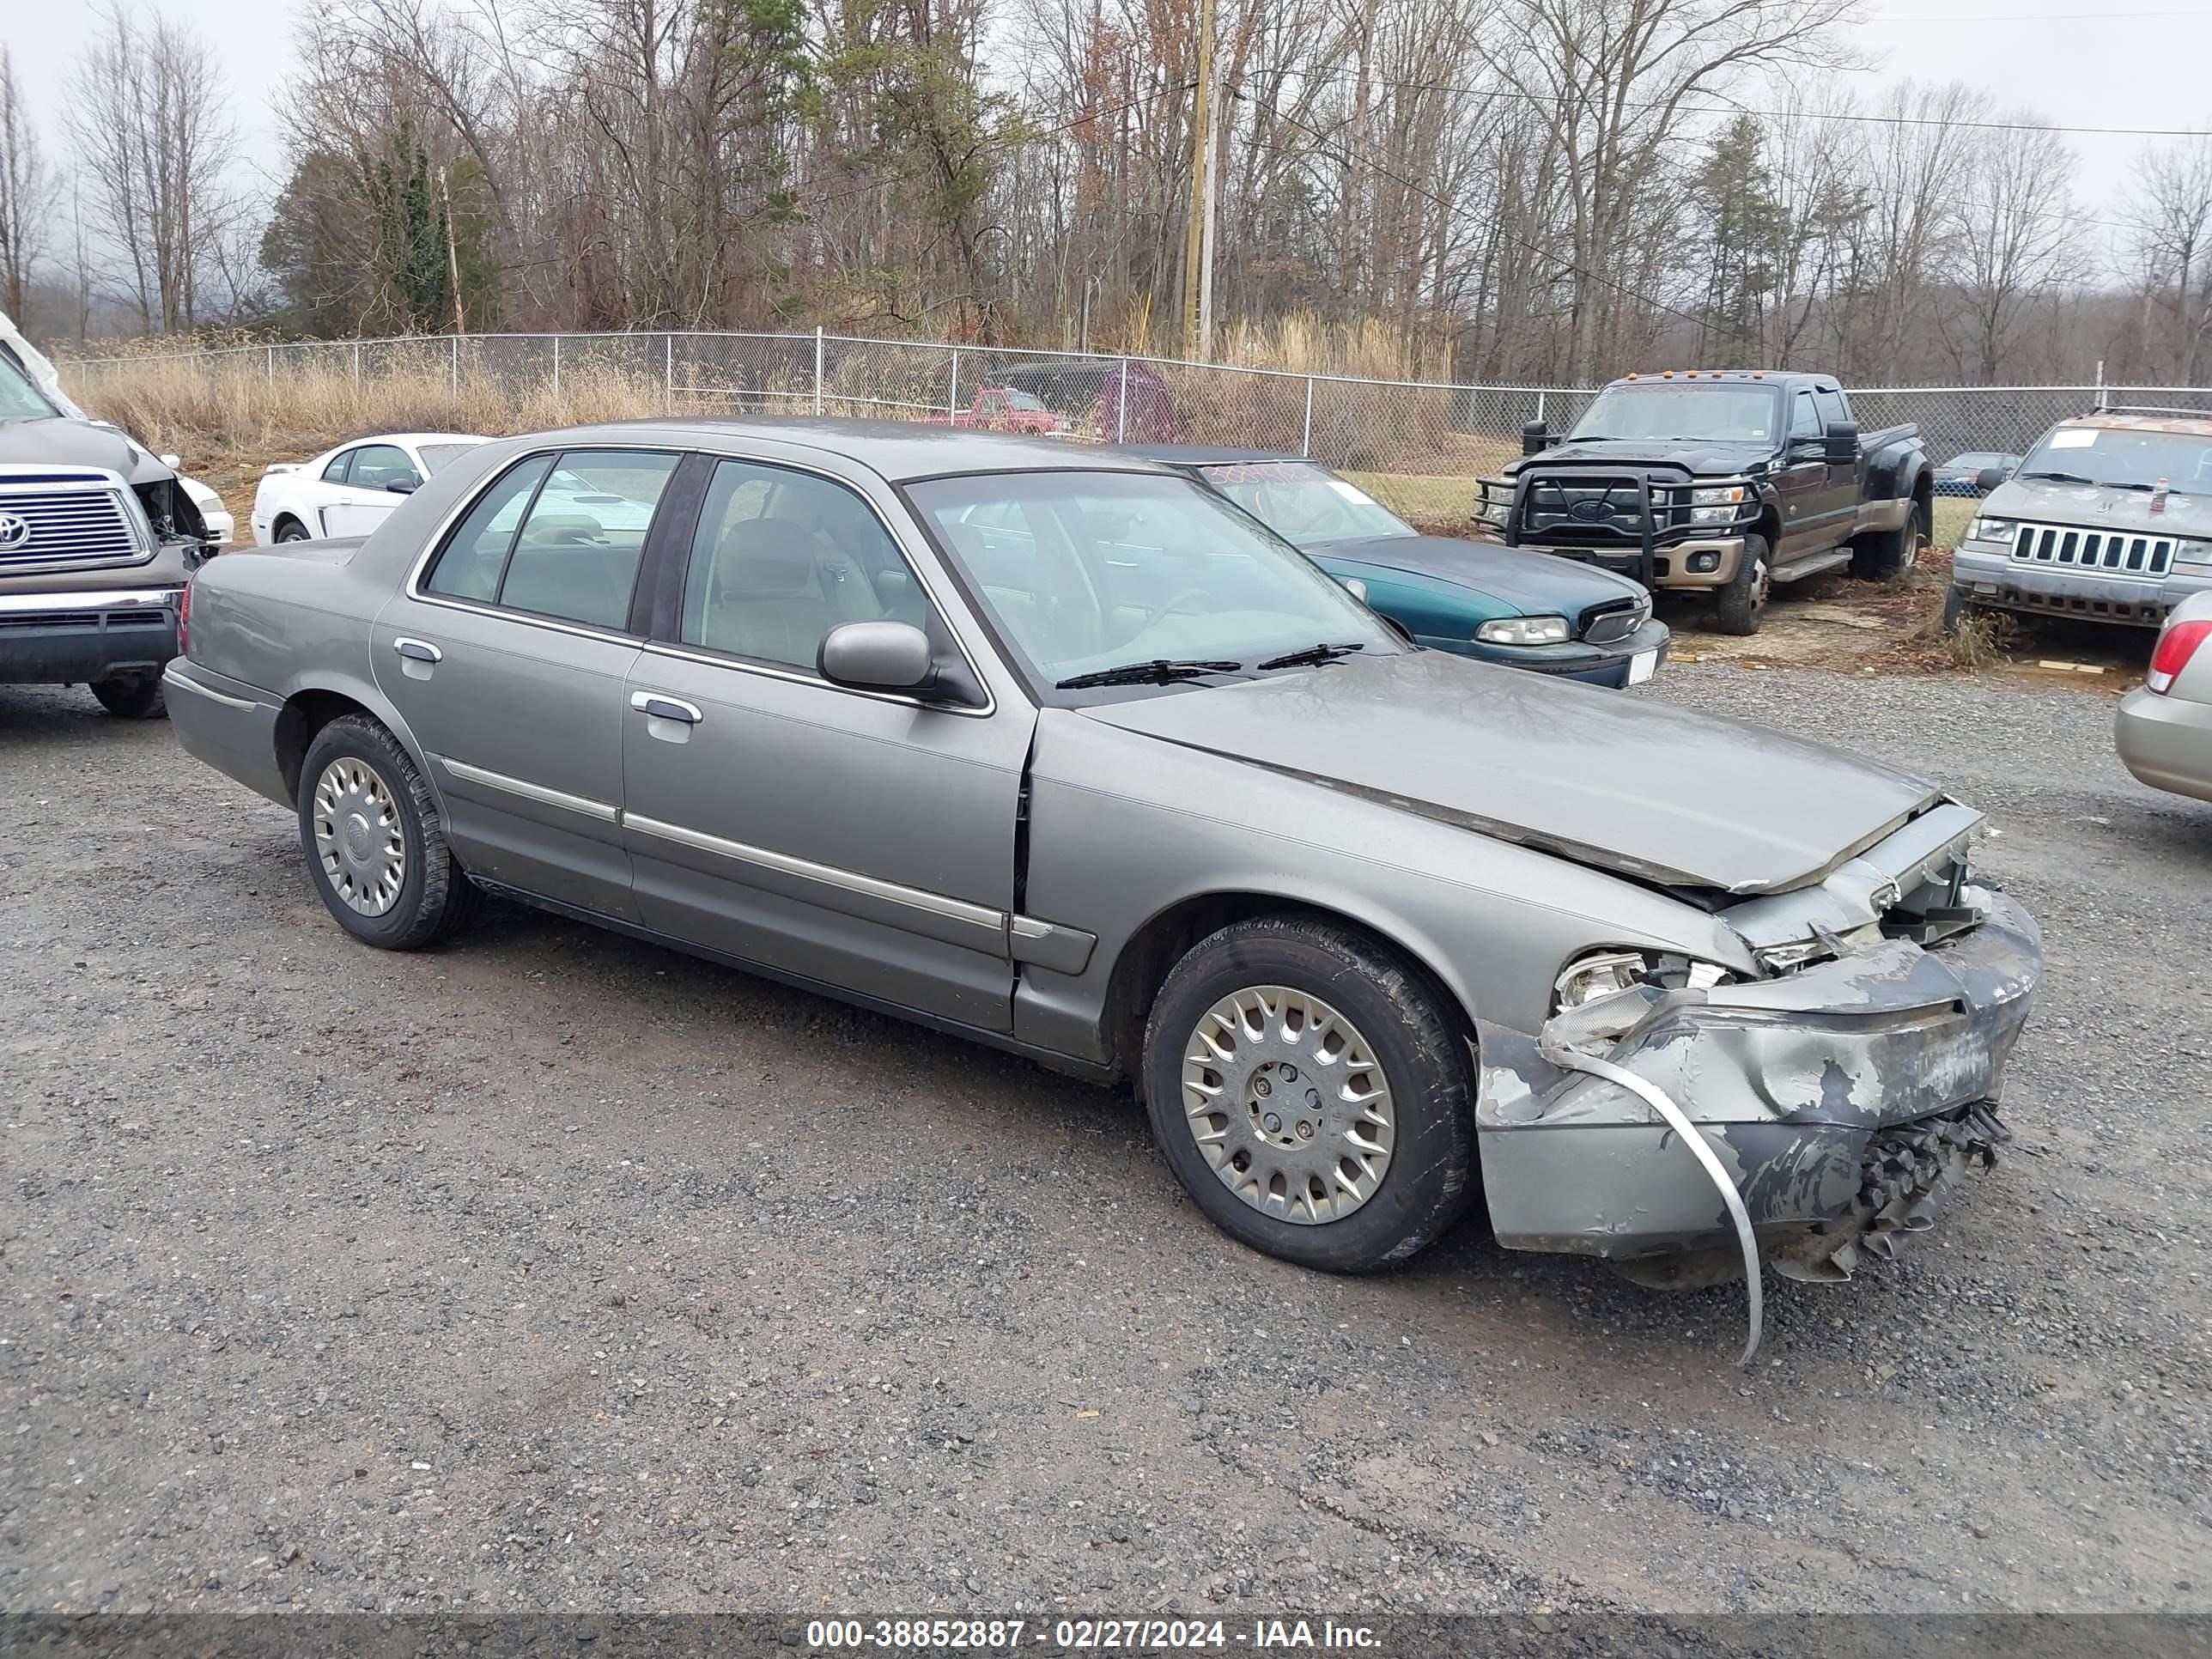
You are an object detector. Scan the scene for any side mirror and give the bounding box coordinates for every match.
[1975,467,2007,494]
[385,476,420,495]
[1823,421,1859,466]
[158,452,181,469]
[1521,421,1550,457]
[819,620,936,694]
[1341,577,1369,603]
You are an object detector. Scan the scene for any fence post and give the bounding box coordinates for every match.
[948,344,962,420]
[664,334,673,413]
[1535,390,1546,425]
[450,335,459,397]
[552,335,562,401]
[1301,376,1315,457]
[813,327,825,416]
[2094,359,2106,410]
[1115,357,1130,443]
[266,343,275,386]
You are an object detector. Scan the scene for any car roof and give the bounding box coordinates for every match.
[2054,410,2212,437]
[478,416,1170,483]
[331,431,489,450]
[1118,444,1311,466]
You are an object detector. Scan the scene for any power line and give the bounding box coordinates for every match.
[1262,65,2212,139]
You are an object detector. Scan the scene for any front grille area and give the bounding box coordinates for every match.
[1579,598,1648,644]
[0,481,145,572]
[1522,475,1653,543]
[2009,521,2173,578]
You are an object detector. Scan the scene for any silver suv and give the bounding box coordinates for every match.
[1948,408,2212,632]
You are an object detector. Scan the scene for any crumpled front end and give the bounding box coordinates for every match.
[1475,805,2043,1292]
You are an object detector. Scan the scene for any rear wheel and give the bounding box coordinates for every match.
[1141,916,1477,1273]
[1851,501,1928,580]
[297,714,481,949]
[1712,533,1771,635]
[1942,585,1972,634]
[90,673,167,720]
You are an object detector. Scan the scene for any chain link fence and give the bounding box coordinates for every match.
[63,330,2212,530]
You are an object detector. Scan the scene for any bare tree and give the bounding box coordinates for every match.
[67,2,245,332]
[1941,115,2081,383]
[2128,132,2212,382]
[0,46,57,325]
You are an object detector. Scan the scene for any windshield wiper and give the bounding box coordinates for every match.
[2018,469,2099,486]
[1054,658,1244,690]
[1255,641,1370,671]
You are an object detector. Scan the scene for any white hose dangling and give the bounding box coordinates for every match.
[1538,1040,1764,1365]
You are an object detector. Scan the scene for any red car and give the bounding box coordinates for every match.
[927,386,1065,434]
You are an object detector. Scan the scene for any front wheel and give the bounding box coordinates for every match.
[297,714,482,949]
[90,673,167,719]
[274,519,310,544]
[1712,533,1771,636]
[1141,917,1477,1273]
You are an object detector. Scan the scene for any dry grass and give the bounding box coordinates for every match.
[70,347,688,461]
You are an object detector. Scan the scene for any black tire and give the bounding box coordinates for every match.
[90,673,167,720]
[1851,500,1928,580]
[274,518,310,544]
[1141,915,1477,1273]
[1712,532,1770,636]
[1942,585,1963,634]
[296,714,482,950]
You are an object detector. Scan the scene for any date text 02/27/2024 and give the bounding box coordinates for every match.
[804,1618,1382,1651]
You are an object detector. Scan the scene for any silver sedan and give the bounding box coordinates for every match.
[163,419,2043,1356]
[2117,589,2212,803]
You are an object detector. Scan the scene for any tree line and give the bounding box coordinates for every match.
[3,0,2210,386]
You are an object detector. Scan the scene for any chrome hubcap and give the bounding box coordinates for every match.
[313,757,405,916]
[1180,986,1395,1225]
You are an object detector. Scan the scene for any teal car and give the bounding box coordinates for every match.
[1130,447,1669,687]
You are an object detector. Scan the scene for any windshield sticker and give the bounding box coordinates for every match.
[2047,428,2099,448]
[1328,480,1376,504]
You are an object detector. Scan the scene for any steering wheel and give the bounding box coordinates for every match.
[1301,502,1354,538]
[1137,586,1215,631]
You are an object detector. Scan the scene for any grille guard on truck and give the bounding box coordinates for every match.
[1476,468,1764,586]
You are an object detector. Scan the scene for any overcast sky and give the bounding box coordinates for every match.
[10,0,2210,242]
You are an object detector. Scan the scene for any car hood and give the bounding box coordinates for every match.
[1509,438,1771,477]
[1080,651,1942,896]
[1310,534,1646,612]
[1984,475,2212,532]
[0,415,178,485]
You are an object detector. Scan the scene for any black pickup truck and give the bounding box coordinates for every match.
[1474,370,1934,634]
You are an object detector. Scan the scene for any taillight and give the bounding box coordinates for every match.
[177,576,193,658]
[2147,618,2210,694]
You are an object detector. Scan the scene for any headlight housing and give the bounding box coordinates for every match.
[1689,483,1746,526]
[1967,517,2016,543]
[1477,614,1571,646]
[1552,948,1735,1015]
[2174,538,2211,573]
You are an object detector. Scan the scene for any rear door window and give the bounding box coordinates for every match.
[497,450,680,629]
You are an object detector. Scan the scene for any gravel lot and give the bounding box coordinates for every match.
[3,664,2208,1620]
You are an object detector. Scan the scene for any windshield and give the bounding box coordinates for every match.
[1196,461,1415,548]
[1945,452,2012,469]
[416,442,479,475]
[2017,425,2212,494]
[1568,384,1781,444]
[908,470,1399,693]
[0,351,60,421]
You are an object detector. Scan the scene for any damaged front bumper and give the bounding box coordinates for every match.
[1475,892,2042,1274]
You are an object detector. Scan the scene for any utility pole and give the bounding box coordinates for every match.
[1181,0,1217,361]
[439,166,467,336]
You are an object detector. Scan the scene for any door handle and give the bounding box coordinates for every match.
[630,691,702,725]
[392,637,442,664]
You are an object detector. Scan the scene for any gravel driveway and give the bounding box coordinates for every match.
[3,665,2207,1620]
